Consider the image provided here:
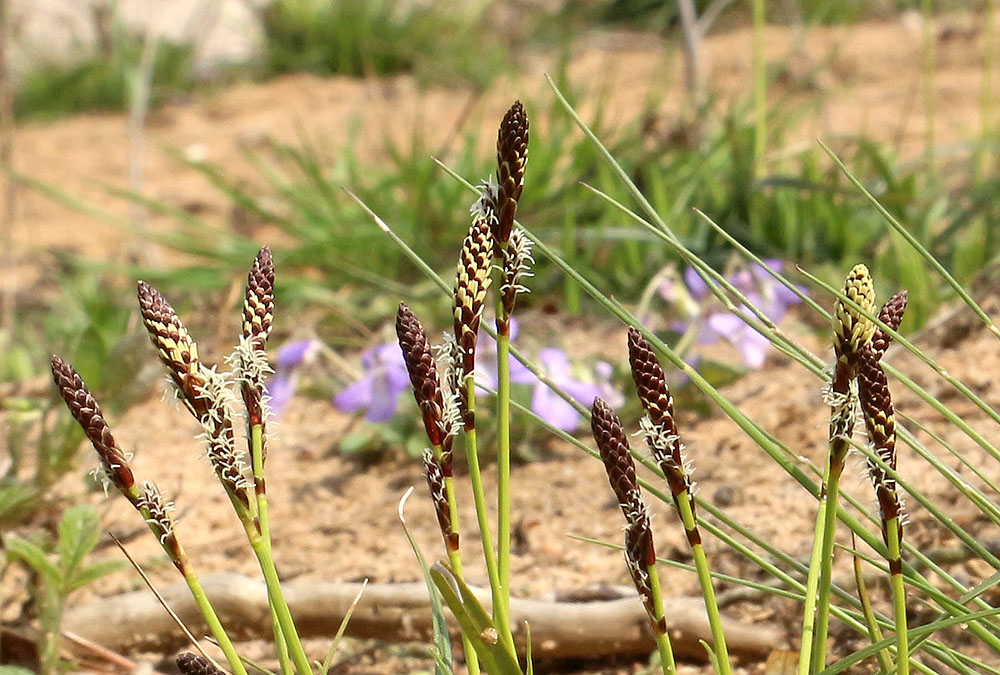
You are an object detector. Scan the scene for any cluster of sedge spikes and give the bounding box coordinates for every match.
[829,264,908,539]
[394,100,529,670]
[807,263,908,674]
[396,100,528,551]
[50,247,314,675]
[592,327,733,674]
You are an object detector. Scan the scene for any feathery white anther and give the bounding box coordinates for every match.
[198,366,237,428]
[434,334,465,437]
[638,416,683,471]
[473,179,500,218]
[502,228,535,295]
[138,481,176,544]
[89,465,115,497]
[226,336,274,387]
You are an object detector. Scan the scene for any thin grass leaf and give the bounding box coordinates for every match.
[317,580,369,675]
[819,140,1000,340]
[398,487,453,675]
[821,606,1000,675]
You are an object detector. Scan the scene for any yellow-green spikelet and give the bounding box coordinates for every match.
[452,206,495,378]
[833,263,877,363]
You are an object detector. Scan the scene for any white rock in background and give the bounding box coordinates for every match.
[8,0,264,81]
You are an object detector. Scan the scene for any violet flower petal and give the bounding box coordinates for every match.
[365,368,400,423]
[734,328,770,369]
[276,338,319,370]
[684,266,708,299]
[265,372,297,418]
[333,374,374,412]
[531,385,584,431]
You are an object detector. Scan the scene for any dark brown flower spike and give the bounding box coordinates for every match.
[230,248,276,476]
[495,100,528,249]
[242,247,274,348]
[858,347,901,531]
[239,247,275,421]
[176,652,225,675]
[452,207,495,397]
[424,449,459,552]
[627,329,698,520]
[590,397,663,632]
[50,356,136,497]
[870,290,908,363]
[397,303,455,470]
[137,281,250,509]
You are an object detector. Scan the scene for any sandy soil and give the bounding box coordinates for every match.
[4,8,1000,675]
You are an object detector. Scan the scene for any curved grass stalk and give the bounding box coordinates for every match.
[820,607,1000,675]
[850,538,895,674]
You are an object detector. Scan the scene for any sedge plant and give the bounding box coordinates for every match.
[43,80,1000,675]
[372,81,1000,674]
[391,101,530,670]
[49,248,360,675]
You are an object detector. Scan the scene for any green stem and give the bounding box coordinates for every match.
[852,541,894,674]
[675,492,730,674]
[250,423,293,675]
[130,484,249,675]
[798,497,827,675]
[245,528,312,675]
[462,379,514,654]
[647,561,676,675]
[181,564,250,675]
[886,517,910,675]
[812,442,847,673]
[496,305,513,640]
[438,450,481,675]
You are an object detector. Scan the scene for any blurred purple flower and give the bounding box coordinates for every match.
[265,338,320,417]
[276,339,319,371]
[531,348,613,432]
[673,260,802,369]
[333,343,410,423]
